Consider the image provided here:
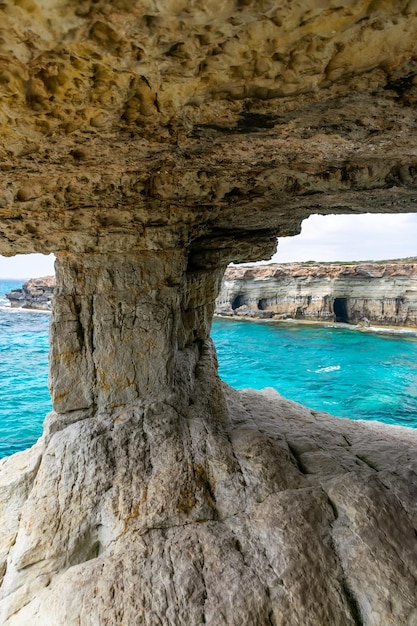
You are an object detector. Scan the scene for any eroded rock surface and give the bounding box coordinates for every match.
[216,261,417,326]
[1,0,417,623]
[0,385,416,625]
[1,0,417,258]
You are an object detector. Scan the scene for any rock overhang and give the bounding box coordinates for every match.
[0,0,417,261]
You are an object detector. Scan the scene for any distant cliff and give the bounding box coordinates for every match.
[215,261,417,327]
[7,264,417,326]
[6,276,55,311]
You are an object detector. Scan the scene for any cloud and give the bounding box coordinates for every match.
[0,254,55,279]
[271,213,417,263]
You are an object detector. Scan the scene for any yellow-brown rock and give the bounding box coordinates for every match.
[0,0,417,259]
[1,2,417,624]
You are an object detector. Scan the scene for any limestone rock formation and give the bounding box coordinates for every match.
[1,0,417,260]
[0,0,417,624]
[1,386,417,626]
[6,276,55,310]
[216,261,417,326]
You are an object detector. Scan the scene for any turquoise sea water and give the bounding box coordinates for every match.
[214,317,417,428]
[1,278,417,459]
[0,280,51,458]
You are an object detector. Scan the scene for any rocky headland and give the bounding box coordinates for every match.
[5,276,55,311]
[0,0,417,624]
[216,261,417,327]
[10,261,417,329]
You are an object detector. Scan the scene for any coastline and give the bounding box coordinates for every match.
[3,305,416,334]
[0,305,51,315]
[213,313,417,337]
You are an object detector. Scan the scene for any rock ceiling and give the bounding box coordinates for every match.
[1,0,417,262]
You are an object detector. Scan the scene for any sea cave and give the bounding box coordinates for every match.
[334,297,349,324]
[0,1,416,624]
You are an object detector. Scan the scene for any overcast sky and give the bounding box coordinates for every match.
[271,213,417,263]
[0,253,55,279]
[1,213,417,278]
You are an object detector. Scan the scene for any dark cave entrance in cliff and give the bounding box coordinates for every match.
[333,297,349,323]
[231,294,245,310]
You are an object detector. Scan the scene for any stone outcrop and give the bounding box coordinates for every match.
[11,260,417,327]
[1,386,417,626]
[0,1,417,624]
[5,276,55,310]
[216,261,417,326]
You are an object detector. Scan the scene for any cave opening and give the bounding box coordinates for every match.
[333,297,349,323]
[231,294,245,310]
[0,255,54,458]
[257,298,269,310]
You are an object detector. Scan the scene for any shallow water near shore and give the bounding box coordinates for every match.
[1,279,417,459]
[214,317,417,429]
[0,280,51,458]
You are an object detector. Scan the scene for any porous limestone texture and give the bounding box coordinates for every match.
[1,0,417,623]
[6,276,55,310]
[1,0,417,259]
[0,385,416,625]
[216,261,417,326]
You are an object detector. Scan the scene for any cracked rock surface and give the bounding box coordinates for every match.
[0,384,416,625]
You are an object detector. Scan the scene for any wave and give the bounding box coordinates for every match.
[313,365,341,373]
[0,305,51,315]
[360,325,417,336]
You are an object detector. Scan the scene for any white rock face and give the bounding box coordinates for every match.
[216,263,417,326]
[0,385,416,625]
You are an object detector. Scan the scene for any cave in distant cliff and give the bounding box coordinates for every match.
[231,294,246,310]
[333,297,349,323]
[257,298,269,310]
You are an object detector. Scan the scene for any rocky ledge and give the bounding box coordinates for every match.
[1,383,416,625]
[216,261,417,326]
[6,276,55,311]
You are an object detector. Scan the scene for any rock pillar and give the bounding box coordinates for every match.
[1,257,417,626]
[49,250,225,419]
[0,249,238,624]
